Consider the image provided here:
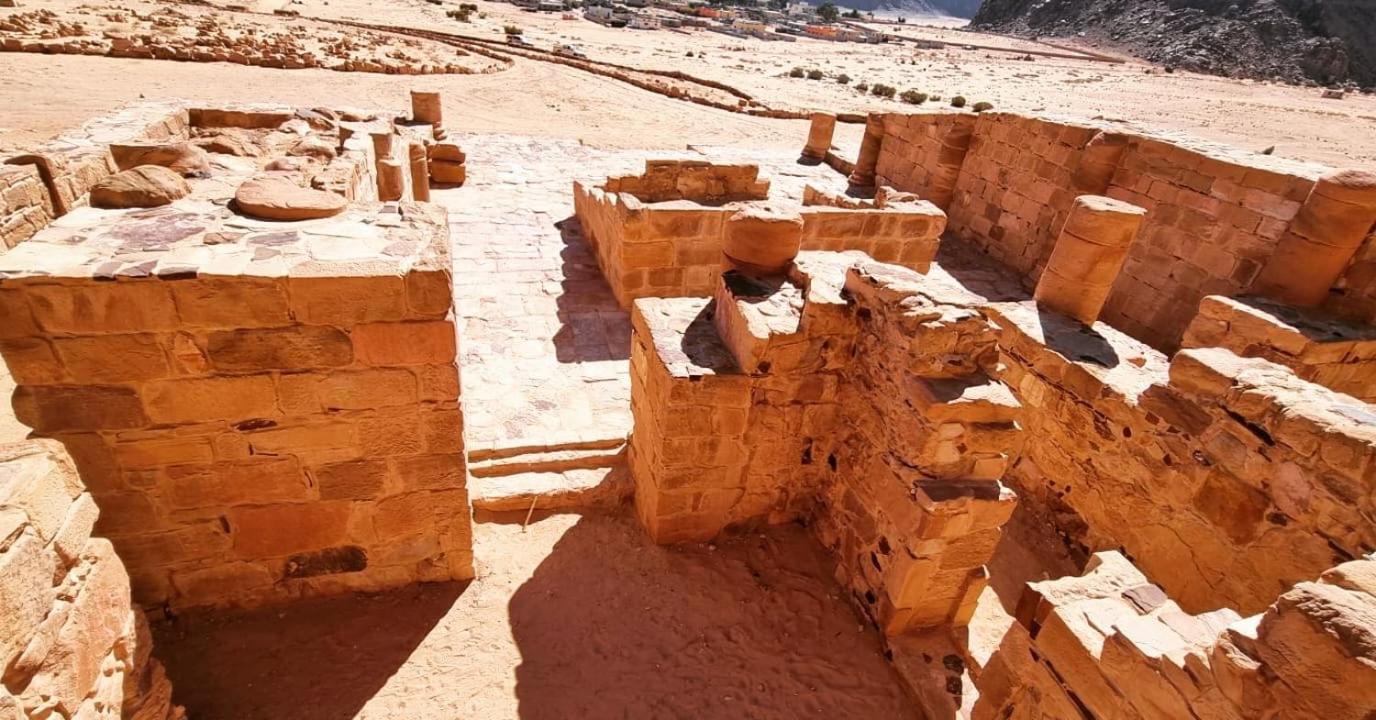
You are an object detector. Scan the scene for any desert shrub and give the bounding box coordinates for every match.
[503,25,523,35]
[950,95,967,108]
[972,101,994,112]
[871,83,896,98]
[789,66,805,78]
[806,68,823,80]
[685,51,694,57]
[855,81,869,92]
[900,89,927,104]
[835,73,850,84]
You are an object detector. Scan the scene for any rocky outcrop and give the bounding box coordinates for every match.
[970,0,1374,88]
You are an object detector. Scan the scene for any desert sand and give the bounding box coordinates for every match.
[153,512,920,720]
[3,0,1376,166]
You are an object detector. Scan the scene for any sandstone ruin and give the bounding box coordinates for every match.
[1,90,1374,719]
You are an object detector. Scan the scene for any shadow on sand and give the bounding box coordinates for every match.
[153,581,467,720]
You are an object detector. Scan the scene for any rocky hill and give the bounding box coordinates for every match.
[969,0,1374,88]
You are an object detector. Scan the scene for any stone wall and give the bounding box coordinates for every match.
[575,161,947,307]
[873,111,975,210]
[629,224,1376,632]
[602,159,770,203]
[811,261,1021,635]
[975,550,1376,719]
[0,165,52,251]
[1101,134,1317,346]
[869,110,1376,350]
[940,113,1099,282]
[991,298,1376,615]
[0,200,473,610]
[0,439,181,720]
[629,253,1022,634]
[1183,294,1376,402]
[4,103,190,228]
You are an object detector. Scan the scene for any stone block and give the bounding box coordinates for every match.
[143,374,277,423]
[13,385,148,432]
[287,275,407,326]
[229,501,352,558]
[206,325,354,371]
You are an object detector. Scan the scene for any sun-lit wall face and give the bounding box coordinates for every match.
[872,110,1376,351]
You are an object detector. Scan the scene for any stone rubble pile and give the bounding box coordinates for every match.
[0,5,497,75]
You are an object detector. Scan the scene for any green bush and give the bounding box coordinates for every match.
[871,83,896,98]
[855,81,869,92]
[900,89,927,104]
[835,73,851,84]
[789,66,805,78]
[806,68,824,80]
[973,101,994,112]
[950,95,967,108]
[503,25,523,35]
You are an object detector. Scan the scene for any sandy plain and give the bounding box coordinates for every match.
[2,0,1376,167]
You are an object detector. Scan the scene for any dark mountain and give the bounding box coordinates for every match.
[969,0,1374,88]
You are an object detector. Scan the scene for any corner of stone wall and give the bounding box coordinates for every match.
[0,439,182,720]
[976,549,1376,719]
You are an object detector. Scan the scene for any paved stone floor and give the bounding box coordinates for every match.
[433,135,851,456]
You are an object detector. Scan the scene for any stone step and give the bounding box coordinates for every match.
[467,444,625,478]
[469,465,632,514]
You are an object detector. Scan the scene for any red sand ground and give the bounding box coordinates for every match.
[152,512,922,719]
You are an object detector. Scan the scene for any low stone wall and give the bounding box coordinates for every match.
[0,200,473,610]
[629,254,1021,634]
[603,159,770,203]
[0,440,181,720]
[991,299,1376,615]
[866,110,1376,350]
[799,185,946,273]
[1183,294,1376,402]
[975,550,1376,719]
[3,103,190,231]
[575,161,947,307]
[0,165,52,251]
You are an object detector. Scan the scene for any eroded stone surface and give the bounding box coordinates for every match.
[0,440,182,720]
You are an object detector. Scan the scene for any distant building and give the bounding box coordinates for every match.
[733,19,767,35]
[584,5,612,22]
[804,24,837,39]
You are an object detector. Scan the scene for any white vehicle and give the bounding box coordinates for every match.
[553,44,587,59]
